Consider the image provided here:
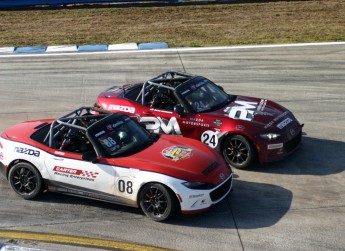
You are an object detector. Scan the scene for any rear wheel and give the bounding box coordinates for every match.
[222,134,255,169]
[139,183,178,222]
[8,162,43,200]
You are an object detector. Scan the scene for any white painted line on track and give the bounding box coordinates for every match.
[1,42,345,58]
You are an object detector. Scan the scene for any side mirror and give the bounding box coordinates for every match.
[174,104,186,118]
[82,151,97,163]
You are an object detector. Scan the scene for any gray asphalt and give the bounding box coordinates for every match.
[0,43,344,251]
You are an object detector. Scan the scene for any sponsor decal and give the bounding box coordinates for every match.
[224,101,258,121]
[108,104,135,114]
[236,125,245,130]
[274,111,288,122]
[277,117,293,129]
[181,89,190,95]
[140,116,182,135]
[264,111,289,129]
[256,111,274,117]
[257,99,267,112]
[95,130,106,137]
[53,166,99,181]
[196,82,205,88]
[54,151,65,156]
[182,120,210,127]
[106,121,124,131]
[255,100,274,116]
[189,194,205,199]
[162,146,193,161]
[201,130,218,148]
[14,147,40,157]
[213,119,222,126]
[267,143,283,150]
[190,117,204,123]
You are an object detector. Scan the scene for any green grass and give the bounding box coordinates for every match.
[0,0,344,47]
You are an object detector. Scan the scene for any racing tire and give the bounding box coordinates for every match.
[8,162,43,200]
[139,183,178,222]
[222,134,256,169]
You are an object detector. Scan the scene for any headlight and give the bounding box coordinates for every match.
[260,133,280,140]
[182,181,216,190]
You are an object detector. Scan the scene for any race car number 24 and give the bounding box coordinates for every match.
[201,130,218,148]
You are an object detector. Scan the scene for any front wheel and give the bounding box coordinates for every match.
[8,162,43,200]
[139,183,178,222]
[222,134,256,169]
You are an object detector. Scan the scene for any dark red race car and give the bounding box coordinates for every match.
[95,71,303,169]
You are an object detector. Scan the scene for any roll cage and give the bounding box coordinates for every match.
[135,71,196,106]
[30,107,111,154]
[131,71,230,114]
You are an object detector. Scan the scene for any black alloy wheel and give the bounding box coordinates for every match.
[139,183,177,222]
[8,162,43,200]
[223,134,255,169]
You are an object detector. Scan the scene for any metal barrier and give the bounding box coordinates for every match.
[0,0,181,8]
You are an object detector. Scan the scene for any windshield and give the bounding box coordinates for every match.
[89,114,153,157]
[179,77,229,113]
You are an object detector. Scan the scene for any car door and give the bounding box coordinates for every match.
[44,150,116,195]
[138,106,213,141]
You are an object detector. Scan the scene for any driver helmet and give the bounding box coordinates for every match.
[118,130,130,145]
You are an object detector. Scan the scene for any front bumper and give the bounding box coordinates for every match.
[257,123,303,163]
[179,173,233,214]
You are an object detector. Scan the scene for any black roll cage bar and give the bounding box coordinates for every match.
[43,107,110,148]
[136,71,196,105]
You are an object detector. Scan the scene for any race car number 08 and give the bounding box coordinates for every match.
[103,137,117,148]
[201,130,218,148]
[118,178,133,195]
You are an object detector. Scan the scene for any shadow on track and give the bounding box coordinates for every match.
[0,177,291,229]
[168,179,292,229]
[246,136,345,176]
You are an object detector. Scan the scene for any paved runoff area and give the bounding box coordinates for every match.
[0,43,344,251]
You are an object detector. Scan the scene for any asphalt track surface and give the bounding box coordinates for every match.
[0,43,344,251]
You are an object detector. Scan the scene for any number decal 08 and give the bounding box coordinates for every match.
[118,179,133,195]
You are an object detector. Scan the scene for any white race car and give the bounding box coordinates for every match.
[0,107,233,221]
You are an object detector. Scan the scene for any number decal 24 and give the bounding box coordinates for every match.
[201,130,218,148]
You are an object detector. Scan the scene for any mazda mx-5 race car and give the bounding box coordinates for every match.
[0,107,233,221]
[95,71,303,169]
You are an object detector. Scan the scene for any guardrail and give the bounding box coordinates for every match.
[0,0,181,8]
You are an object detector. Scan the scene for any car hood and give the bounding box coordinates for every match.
[112,134,232,184]
[211,95,292,129]
[2,119,52,142]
